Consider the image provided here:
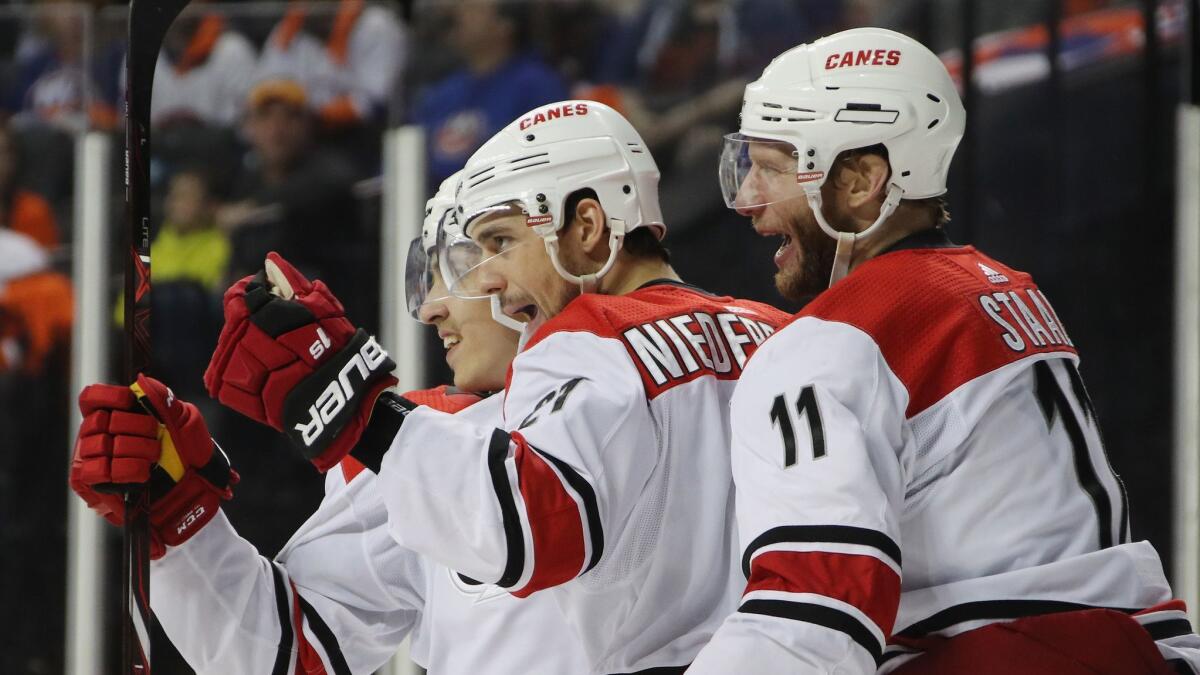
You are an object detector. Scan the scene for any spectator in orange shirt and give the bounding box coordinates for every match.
[0,229,71,375]
[0,124,59,250]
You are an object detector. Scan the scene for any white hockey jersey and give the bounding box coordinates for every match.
[148,17,255,127]
[151,390,589,675]
[258,3,405,123]
[689,235,1200,674]
[372,281,789,673]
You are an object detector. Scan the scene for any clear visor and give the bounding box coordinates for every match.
[403,236,451,319]
[718,134,812,209]
[439,202,529,300]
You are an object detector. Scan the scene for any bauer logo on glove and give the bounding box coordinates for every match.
[291,333,391,446]
[205,253,399,471]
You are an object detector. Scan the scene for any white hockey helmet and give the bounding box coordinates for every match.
[721,28,964,282]
[452,100,664,293]
[405,171,460,319]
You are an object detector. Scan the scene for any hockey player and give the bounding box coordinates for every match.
[688,28,1200,674]
[68,177,590,673]
[201,100,790,673]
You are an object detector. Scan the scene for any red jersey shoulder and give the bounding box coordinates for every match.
[801,246,1077,417]
[402,384,484,414]
[526,284,790,398]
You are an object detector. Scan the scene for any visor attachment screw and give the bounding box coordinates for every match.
[623,185,631,194]
[807,162,815,170]
[536,193,546,202]
[807,149,815,157]
[525,134,535,142]
[539,204,549,214]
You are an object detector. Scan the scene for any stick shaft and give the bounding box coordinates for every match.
[122,2,191,671]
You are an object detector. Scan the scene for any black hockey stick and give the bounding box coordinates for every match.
[122,1,190,672]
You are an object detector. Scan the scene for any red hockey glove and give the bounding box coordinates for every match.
[69,374,236,559]
[204,252,398,471]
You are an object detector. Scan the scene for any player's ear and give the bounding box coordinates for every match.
[571,197,608,258]
[845,153,890,209]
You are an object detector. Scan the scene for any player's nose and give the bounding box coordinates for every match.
[475,266,506,297]
[735,198,765,218]
[417,297,448,325]
[734,180,766,218]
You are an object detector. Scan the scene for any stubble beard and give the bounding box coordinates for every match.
[775,209,838,306]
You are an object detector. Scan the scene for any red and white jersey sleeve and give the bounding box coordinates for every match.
[378,328,650,596]
[151,460,427,675]
[689,315,907,673]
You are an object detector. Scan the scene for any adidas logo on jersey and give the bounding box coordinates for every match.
[978,262,1009,284]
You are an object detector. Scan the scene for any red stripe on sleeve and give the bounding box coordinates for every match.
[338,457,366,483]
[745,550,901,635]
[1134,599,1190,616]
[290,582,329,675]
[510,433,586,597]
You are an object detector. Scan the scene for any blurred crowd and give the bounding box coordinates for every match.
[0,0,1162,672]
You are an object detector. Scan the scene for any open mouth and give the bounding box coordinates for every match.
[769,232,795,269]
[775,233,793,256]
[508,304,539,323]
[442,334,462,351]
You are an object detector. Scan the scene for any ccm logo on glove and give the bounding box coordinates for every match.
[295,334,391,446]
[176,505,206,536]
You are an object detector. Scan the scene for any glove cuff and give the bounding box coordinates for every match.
[147,445,237,559]
[346,392,416,474]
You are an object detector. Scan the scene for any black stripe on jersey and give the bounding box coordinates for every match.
[268,563,293,675]
[895,599,1139,638]
[741,525,901,579]
[610,666,688,675]
[1063,361,1131,544]
[1144,618,1196,642]
[740,598,883,665]
[1034,360,1116,549]
[488,429,526,588]
[877,646,919,667]
[296,594,352,675]
[532,445,605,573]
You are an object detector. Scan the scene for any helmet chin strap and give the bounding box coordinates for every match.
[539,218,627,294]
[803,183,904,286]
[488,294,526,332]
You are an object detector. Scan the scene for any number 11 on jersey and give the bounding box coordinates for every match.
[769,386,826,467]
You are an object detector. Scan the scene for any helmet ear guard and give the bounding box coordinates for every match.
[536,216,628,294]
